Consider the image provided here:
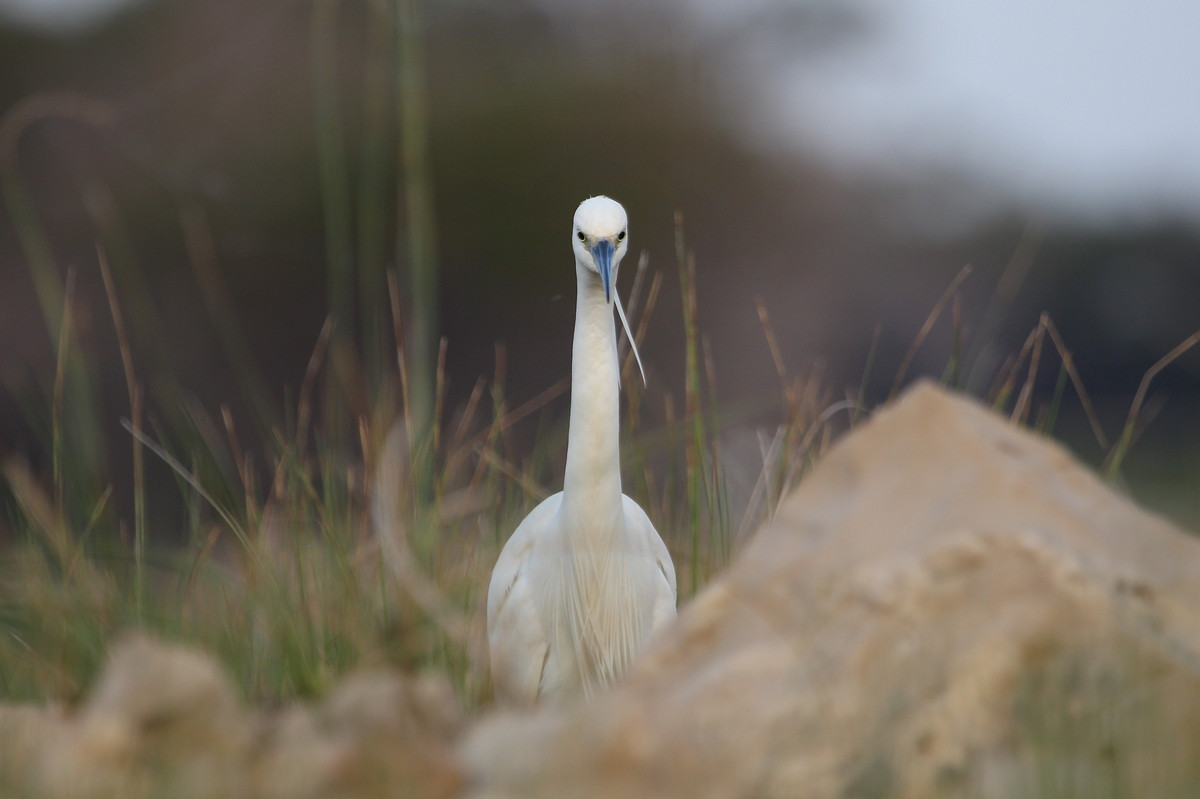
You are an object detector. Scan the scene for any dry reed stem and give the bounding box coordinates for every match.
[387,268,414,449]
[371,425,478,658]
[98,244,147,615]
[890,262,974,399]
[50,269,74,517]
[427,335,449,458]
[755,298,790,399]
[1011,313,1047,426]
[1106,328,1200,478]
[3,457,75,572]
[0,92,115,170]
[1041,317,1109,448]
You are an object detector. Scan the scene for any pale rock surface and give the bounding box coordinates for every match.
[36,632,251,799]
[0,633,462,799]
[461,381,1200,798]
[251,670,463,799]
[0,703,65,794]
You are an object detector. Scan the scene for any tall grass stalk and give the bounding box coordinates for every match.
[675,213,708,594]
[853,323,882,426]
[964,218,1045,393]
[358,0,395,381]
[311,0,355,342]
[888,262,973,400]
[1104,329,1200,481]
[396,0,439,449]
[0,95,114,511]
[97,248,147,621]
[50,270,75,520]
[0,94,113,338]
[181,204,276,432]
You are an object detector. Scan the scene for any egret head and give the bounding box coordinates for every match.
[573,196,628,304]
[571,195,646,385]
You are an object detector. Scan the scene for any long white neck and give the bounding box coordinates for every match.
[561,263,622,528]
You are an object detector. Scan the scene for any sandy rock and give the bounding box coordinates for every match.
[0,703,66,795]
[0,634,462,799]
[461,381,1200,798]
[36,632,252,799]
[251,670,462,799]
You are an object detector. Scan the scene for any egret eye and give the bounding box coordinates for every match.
[617,230,626,242]
[577,230,586,242]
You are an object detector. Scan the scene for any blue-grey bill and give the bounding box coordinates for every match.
[590,239,645,386]
[591,240,614,304]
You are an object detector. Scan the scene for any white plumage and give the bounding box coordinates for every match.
[486,196,677,705]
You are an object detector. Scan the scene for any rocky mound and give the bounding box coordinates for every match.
[0,634,461,799]
[461,381,1200,798]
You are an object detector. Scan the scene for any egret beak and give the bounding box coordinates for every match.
[590,240,615,304]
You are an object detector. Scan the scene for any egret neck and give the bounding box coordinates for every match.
[561,262,623,531]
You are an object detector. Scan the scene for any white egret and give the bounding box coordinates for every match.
[486,196,677,705]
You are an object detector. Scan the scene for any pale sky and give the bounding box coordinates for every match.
[0,0,141,32]
[756,0,1200,223]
